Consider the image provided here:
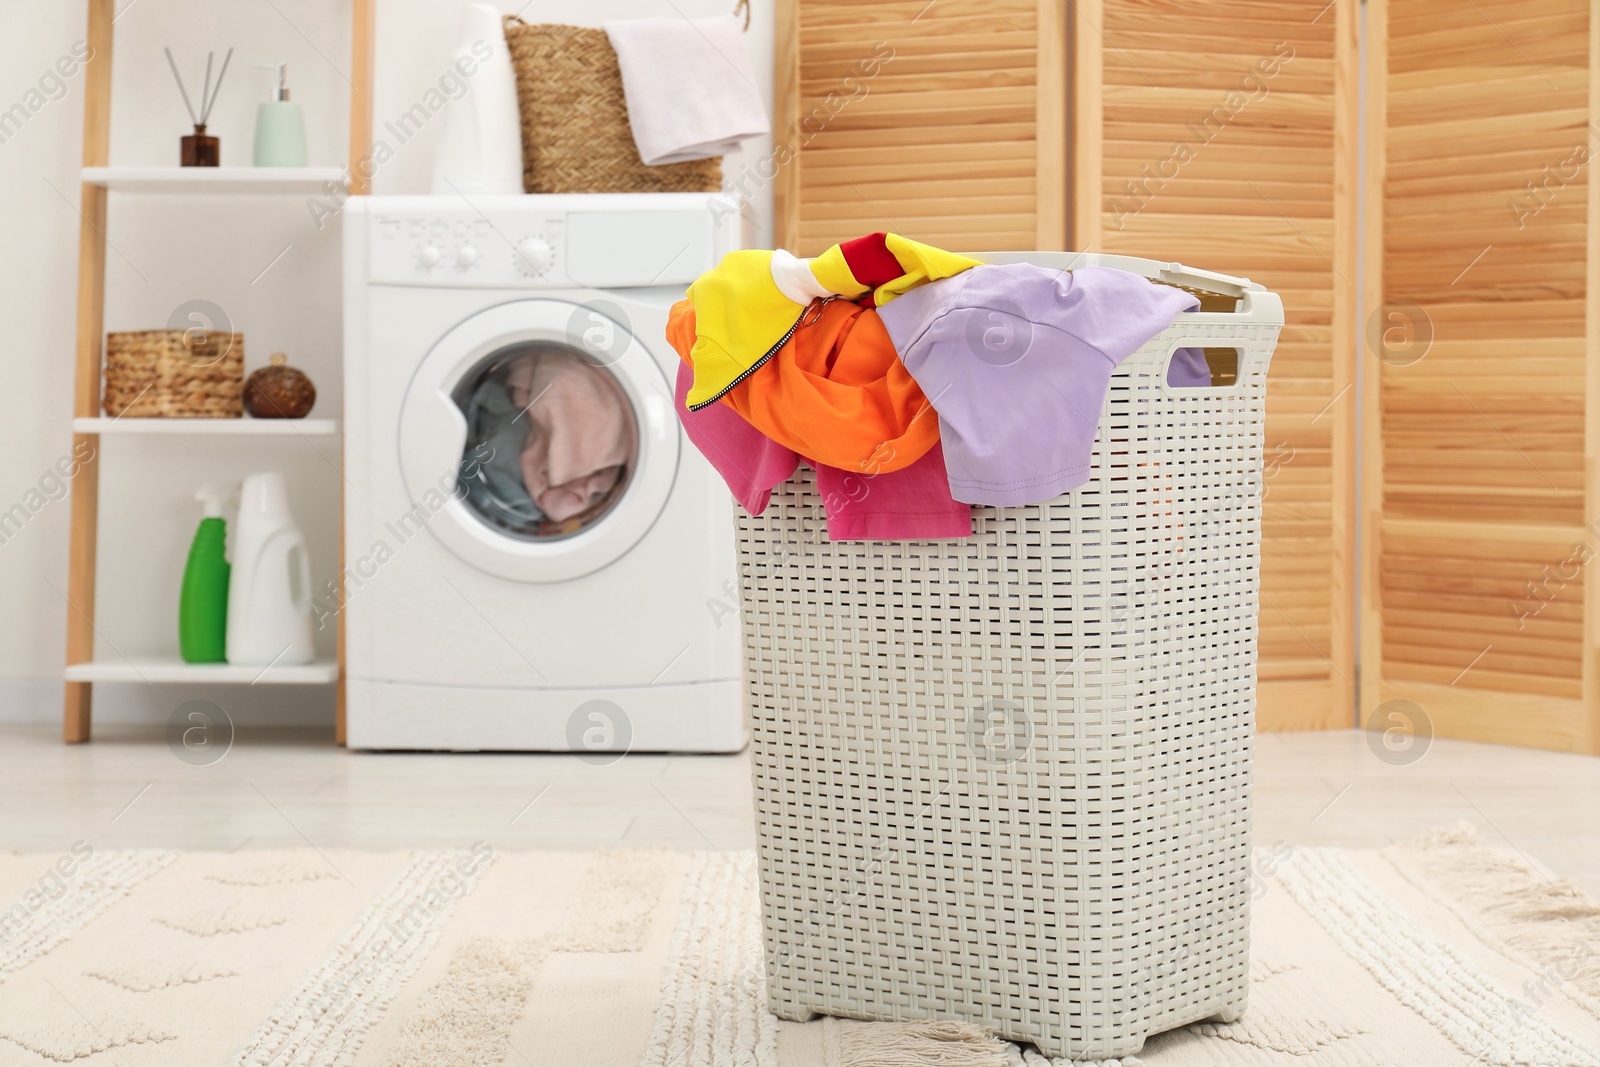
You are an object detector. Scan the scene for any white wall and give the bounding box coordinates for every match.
[372,0,775,245]
[0,4,94,706]
[0,0,774,726]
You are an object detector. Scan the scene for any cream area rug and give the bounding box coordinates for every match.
[0,826,1595,1066]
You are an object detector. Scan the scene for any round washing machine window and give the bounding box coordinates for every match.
[452,343,637,542]
[397,299,679,583]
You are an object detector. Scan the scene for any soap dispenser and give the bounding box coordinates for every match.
[179,482,233,664]
[253,62,308,167]
[226,472,315,666]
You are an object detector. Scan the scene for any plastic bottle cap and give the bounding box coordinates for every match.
[238,471,291,516]
[195,481,237,518]
[459,3,504,45]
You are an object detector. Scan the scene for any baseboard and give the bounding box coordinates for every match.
[0,678,335,729]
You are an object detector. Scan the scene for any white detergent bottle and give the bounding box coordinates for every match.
[226,471,315,666]
[430,2,524,195]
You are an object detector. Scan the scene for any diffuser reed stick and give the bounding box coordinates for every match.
[202,48,234,124]
[163,47,199,125]
[165,46,233,166]
[199,52,213,121]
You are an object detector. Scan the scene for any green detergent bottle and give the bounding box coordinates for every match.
[179,483,233,663]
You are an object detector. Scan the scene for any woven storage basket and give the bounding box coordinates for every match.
[738,253,1283,1061]
[502,17,723,194]
[103,329,244,418]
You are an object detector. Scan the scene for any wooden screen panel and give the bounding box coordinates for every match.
[1074,0,1359,731]
[773,0,1067,255]
[1365,0,1598,752]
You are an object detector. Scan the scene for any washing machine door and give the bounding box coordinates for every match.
[398,298,678,583]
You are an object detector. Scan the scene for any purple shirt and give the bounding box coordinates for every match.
[877,264,1199,506]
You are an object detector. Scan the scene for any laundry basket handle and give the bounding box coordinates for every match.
[972,251,1280,327]
[1152,262,1255,297]
[974,251,1253,292]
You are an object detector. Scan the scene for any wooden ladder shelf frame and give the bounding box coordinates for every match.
[62,0,375,743]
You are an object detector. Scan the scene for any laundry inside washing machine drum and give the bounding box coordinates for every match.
[453,344,639,541]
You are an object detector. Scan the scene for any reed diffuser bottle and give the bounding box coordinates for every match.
[166,47,233,167]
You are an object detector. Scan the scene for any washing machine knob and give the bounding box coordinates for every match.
[515,236,554,275]
[455,245,479,268]
[417,244,443,269]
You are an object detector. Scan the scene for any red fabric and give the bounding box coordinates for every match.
[836,232,902,289]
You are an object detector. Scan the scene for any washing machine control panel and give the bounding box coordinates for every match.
[365,195,737,290]
[373,211,563,284]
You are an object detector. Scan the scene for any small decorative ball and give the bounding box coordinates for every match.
[243,353,316,419]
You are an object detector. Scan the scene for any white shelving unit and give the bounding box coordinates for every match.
[72,417,340,436]
[66,658,340,685]
[83,166,345,196]
[64,0,376,742]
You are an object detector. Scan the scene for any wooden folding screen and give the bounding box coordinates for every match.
[775,0,1355,732]
[771,0,1068,254]
[1072,0,1360,730]
[773,0,1600,748]
[1364,0,1600,752]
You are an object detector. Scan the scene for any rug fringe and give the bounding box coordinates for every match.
[1011,1043,1145,1067]
[835,1020,1012,1067]
[831,1017,1143,1067]
[1406,820,1481,850]
[1397,821,1600,1010]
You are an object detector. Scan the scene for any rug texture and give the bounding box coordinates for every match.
[0,826,1593,1065]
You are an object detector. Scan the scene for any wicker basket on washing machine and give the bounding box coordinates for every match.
[735,252,1282,1061]
[502,17,723,195]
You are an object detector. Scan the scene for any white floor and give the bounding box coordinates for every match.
[2,725,1597,896]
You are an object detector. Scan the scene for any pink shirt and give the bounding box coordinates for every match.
[674,362,970,541]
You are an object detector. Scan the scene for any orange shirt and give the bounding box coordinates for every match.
[666,298,938,475]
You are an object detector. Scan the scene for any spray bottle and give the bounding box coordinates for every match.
[179,483,233,663]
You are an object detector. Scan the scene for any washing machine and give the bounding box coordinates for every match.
[341,193,744,752]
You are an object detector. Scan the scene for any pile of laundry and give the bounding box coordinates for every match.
[458,348,636,537]
[667,232,1207,540]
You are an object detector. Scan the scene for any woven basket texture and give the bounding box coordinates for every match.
[737,274,1282,1060]
[503,17,723,194]
[103,329,244,418]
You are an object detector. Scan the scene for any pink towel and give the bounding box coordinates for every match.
[512,352,636,522]
[674,362,969,540]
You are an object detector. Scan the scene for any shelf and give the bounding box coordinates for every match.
[73,417,339,436]
[63,0,372,742]
[65,658,339,685]
[82,166,345,196]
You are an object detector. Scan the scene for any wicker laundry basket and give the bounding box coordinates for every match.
[736,253,1283,1061]
[103,329,244,418]
[502,17,723,194]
